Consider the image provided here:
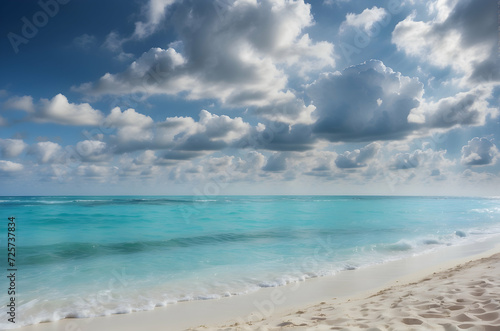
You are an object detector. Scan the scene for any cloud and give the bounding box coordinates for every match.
[30,142,64,164]
[0,139,27,158]
[0,160,23,173]
[335,142,380,168]
[117,154,160,178]
[461,137,499,166]
[408,86,497,128]
[391,147,453,170]
[75,140,110,162]
[3,94,105,126]
[73,34,96,49]
[392,0,499,85]
[134,150,158,165]
[75,0,334,110]
[95,107,254,157]
[237,121,317,151]
[0,116,6,126]
[3,95,35,112]
[234,151,266,174]
[303,150,338,177]
[307,60,423,142]
[252,92,316,125]
[262,152,288,172]
[36,94,105,126]
[132,0,178,39]
[166,110,251,152]
[104,107,154,152]
[340,6,388,34]
[76,164,118,179]
[196,110,250,142]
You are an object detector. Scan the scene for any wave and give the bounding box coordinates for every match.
[0,197,218,207]
[8,228,500,330]
[20,230,298,266]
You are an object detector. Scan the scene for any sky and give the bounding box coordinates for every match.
[0,0,499,196]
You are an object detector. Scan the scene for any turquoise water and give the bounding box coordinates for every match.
[1,196,500,328]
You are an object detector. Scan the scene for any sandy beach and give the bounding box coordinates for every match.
[192,252,500,331]
[15,237,500,331]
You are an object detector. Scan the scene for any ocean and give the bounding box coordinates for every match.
[1,195,500,329]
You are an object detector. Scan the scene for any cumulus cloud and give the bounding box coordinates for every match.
[168,111,251,152]
[237,121,317,151]
[155,110,251,153]
[36,94,105,125]
[196,110,250,142]
[340,6,388,34]
[104,107,155,152]
[392,0,499,85]
[307,60,423,142]
[234,151,266,174]
[75,140,110,162]
[408,86,497,128]
[461,137,499,166]
[0,139,27,158]
[30,142,64,164]
[262,152,288,172]
[0,160,24,173]
[252,92,316,125]
[303,150,338,177]
[75,0,334,110]
[391,147,453,171]
[335,142,380,168]
[91,107,255,157]
[3,94,105,126]
[134,150,158,165]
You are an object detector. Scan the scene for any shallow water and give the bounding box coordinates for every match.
[1,195,500,329]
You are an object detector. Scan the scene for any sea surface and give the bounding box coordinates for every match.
[1,195,500,329]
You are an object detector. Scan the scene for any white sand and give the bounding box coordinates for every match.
[16,237,500,331]
[193,252,500,331]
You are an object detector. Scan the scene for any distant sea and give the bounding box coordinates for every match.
[1,196,500,329]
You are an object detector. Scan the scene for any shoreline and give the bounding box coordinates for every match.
[14,235,500,331]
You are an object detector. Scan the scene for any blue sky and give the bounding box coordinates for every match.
[0,0,499,196]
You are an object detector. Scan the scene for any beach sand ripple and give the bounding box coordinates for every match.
[191,254,500,331]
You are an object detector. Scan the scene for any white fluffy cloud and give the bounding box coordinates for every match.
[3,94,105,126]
[76,0,335,110]
[461,137,499,166]
[0,160,23,173]
[392,0,498,85]
[162,110,252,153]
[30,142,64,164]
[104,107,155,151]
[37,94,104,126]
[340,6,388,34]
[0,139,27,158]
